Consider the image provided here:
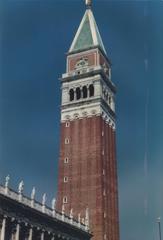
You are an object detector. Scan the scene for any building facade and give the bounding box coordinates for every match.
[57,1,120,240]
[0,179,91,240]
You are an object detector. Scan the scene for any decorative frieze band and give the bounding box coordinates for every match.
[61,105,116,130]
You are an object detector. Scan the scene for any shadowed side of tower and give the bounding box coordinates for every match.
[56,3,120,240]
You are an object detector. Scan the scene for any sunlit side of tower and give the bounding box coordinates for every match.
[56,2,120,240]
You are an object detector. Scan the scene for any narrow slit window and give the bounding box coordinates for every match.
[63,197,68,204]
[64,177,68,183]
[65,138,69,144]
[66,122,70,128]
[64,157,69,163]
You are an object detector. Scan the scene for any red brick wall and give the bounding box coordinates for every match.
[99,52,110,69]
[56,116,119,240]
[68,51,98,72]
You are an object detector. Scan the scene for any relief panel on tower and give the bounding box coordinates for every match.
[98,50,111,80]
[67,49,98,73]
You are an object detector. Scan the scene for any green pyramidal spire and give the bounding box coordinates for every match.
[69,8,107,55]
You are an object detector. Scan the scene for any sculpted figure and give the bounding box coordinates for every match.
[5,175,10,188]
[62,204,65,214]
[78,213,81,222]
[18,180,24,194]
[70,208,73,218]
[52,198,56,210]
[85,208,89,227]
[42,193,47,205]
[31,187,36,200]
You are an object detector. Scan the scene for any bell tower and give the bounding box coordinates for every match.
[56,2,119,240]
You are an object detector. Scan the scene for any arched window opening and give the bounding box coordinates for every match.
[64,157,69,163]
[65,138,69,144]
[109,96,112,105]
[63,196,68,204]
[66,122,70,128]
[64,177,68,183]
[105,92,109,101]
[76,88,81,100]
[83,86,88,98]
[89,84,94,97]
[69,89,74,101]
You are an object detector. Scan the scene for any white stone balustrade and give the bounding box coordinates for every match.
[0,183,88,232]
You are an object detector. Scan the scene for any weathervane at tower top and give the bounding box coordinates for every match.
[85,0,92,8]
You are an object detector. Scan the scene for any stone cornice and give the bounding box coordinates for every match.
[61,101,116,129]
[60,66,116,94]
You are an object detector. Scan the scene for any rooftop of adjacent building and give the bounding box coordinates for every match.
[0,176,91,235]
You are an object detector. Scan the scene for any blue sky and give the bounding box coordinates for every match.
[0,1,163,240]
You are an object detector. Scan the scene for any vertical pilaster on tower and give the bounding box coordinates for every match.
[57,2,119,240]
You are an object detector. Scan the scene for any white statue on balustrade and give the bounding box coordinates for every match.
[52,198,56,210]
[70,208,73,219]
[5,175,10,188]
[42,193,47,206]
[31,187,36,200]
[18,181,24,195]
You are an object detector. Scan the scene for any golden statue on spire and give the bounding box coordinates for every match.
[85,0,92,8]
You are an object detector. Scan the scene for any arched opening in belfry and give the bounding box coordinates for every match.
[89,84,94,97]
[69,89,74,101]
[76,87,81,100]
[83,86,88,98]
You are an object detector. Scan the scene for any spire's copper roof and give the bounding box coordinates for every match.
[69,9,107,55]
